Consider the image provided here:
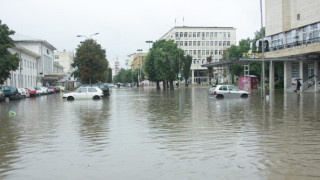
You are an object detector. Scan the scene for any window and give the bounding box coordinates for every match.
[202,32,205,37]
[180,32,183,37]
[223,32,226,37]
[202,50,205,55]
[310,24,319,39]
[193,50,197,55]
[214,32,218,37]
[206,32,209,37]
[308,62,314,77]
[193,59,196,64]
[189,50,192,55]
[76,88,87,93]
[193,41,197,46]
[219,86,227,91]
[185,50,188,55]
[197,32,200,37]
[55,55,59,59]
[227,41,230,46]
[198,50,201,55]
[215,50,218,55]
[210,50,214,55]
[184,41,188,46]
[189,41,192,46]
[219,41,222,46]
[291,62,300,78]
[219,32,222,37]
[223,41,226,46]
[215,41,218,46]
[206,50,209,55]
[297,14,300,20]
[193,32,196,37]
[88,88,98,92]
[210,32,213,37]
[210,41,213,46]
[180,41,183,46]
[206,41,209,46]
[227,32,230,38]
[286,31,293,44]
[202,41,205,46]
[184,32,188,37]
[188,32,192,37]
[197,41,201,46]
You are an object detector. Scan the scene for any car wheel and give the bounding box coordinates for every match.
[216,94,224,99]
[93,95,100,100]
[67,96,74,101]
[241,94,248,98]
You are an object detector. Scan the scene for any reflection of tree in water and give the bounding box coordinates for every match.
[74,100,111,152]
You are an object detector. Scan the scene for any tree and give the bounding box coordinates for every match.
[72,39,108,84]
[0,20,20,84]
[182,55,192,85]
[144,48,162,89]
[105,67,112,83]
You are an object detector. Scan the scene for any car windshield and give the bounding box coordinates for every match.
[228,85,238,91]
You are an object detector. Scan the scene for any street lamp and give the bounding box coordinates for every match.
[137,49,143,87]
[260,0,265,99]
[76,33,99,85]
[145,40,153,51]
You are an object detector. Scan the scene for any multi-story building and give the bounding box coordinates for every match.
[54,50,74,73]
[4,45,40,88]
[160,26,236,84]
[264,0,320,91]
[126,53,147,70]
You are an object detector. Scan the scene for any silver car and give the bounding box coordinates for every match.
[63,87,104,100]
[209,85,250,98]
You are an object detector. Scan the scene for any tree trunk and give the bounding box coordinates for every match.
[156,81,160,90]
[163,81,166,90]
[169,81,174,90]
[137,81,139,87]
[185,79,188,87]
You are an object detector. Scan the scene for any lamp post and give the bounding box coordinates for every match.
[76,33,99,85]
[145,40,153,51]
[137,49,143,87]
[260,0,265,99]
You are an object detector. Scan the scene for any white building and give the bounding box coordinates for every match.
[4,45,40,88]
[264,0,320,91]
[54,50,74,73]
[160,26,236,84]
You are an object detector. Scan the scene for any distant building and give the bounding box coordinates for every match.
[160,26,236,84]
[54,50,74,73]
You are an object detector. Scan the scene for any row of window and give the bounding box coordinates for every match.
[21,59,36,70]
[176,41,231,47]
[6,73,36,88]
[272,22,320,47]
[184,50,224,56]
[175,32,231,38]
[192,59,221,64]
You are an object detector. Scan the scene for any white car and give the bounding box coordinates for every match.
[209,85,250,99]
[63,87,104,100]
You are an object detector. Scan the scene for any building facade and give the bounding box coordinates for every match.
[54,50,74,73]
[4,46,40,88]
[160,26,236,84]
[264,0,320,91]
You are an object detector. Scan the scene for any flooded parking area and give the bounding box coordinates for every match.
[0,87,320,180]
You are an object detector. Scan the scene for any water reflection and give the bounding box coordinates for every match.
[0,88,319,179]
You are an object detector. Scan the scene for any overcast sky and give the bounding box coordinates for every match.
[1,0,265,67]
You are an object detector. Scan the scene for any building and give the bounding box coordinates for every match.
[264,0,320,91]
[13,40,57,86]
[54,50,74,73]
[4,45,40,88]
[160,26,236,84]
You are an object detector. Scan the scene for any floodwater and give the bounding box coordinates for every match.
[0,87,320,180]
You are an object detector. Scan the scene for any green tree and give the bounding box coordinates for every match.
[0,20,20,84]
[182,55,192,85]
[72,39,108,84]
[144,48,162,89]
[105,67,112,83]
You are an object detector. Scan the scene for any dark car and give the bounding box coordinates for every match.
[0,86,22,100]
[81,83,110,96]
[0,90,5,102]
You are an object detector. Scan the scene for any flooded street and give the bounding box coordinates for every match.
[1,87,320,180]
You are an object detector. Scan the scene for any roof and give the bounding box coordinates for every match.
[160,26,236,39]
[12,45,40,58]
[11,33,57,50]
[201,57,298,67]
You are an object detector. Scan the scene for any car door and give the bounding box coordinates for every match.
[88,87,98,98]
[227,85,239,98]
[74,87,88,99]
[218,85,229,97]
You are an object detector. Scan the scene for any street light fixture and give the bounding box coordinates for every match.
[76,33,99,85]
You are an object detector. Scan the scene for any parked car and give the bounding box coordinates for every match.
[54,86,61,93]
[63,87,104,100]
[81,83,110,96]
[34,87,45,95]
[0,90,5,102]
[18,88,29,98]
[39,87,49,95]
[209,85,250,99]
[0,86,22,100]
[26,87,37,97]
[59,86,66,92]
[48,86,57,93]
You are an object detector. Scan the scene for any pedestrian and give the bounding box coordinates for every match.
[296,79,301,93]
